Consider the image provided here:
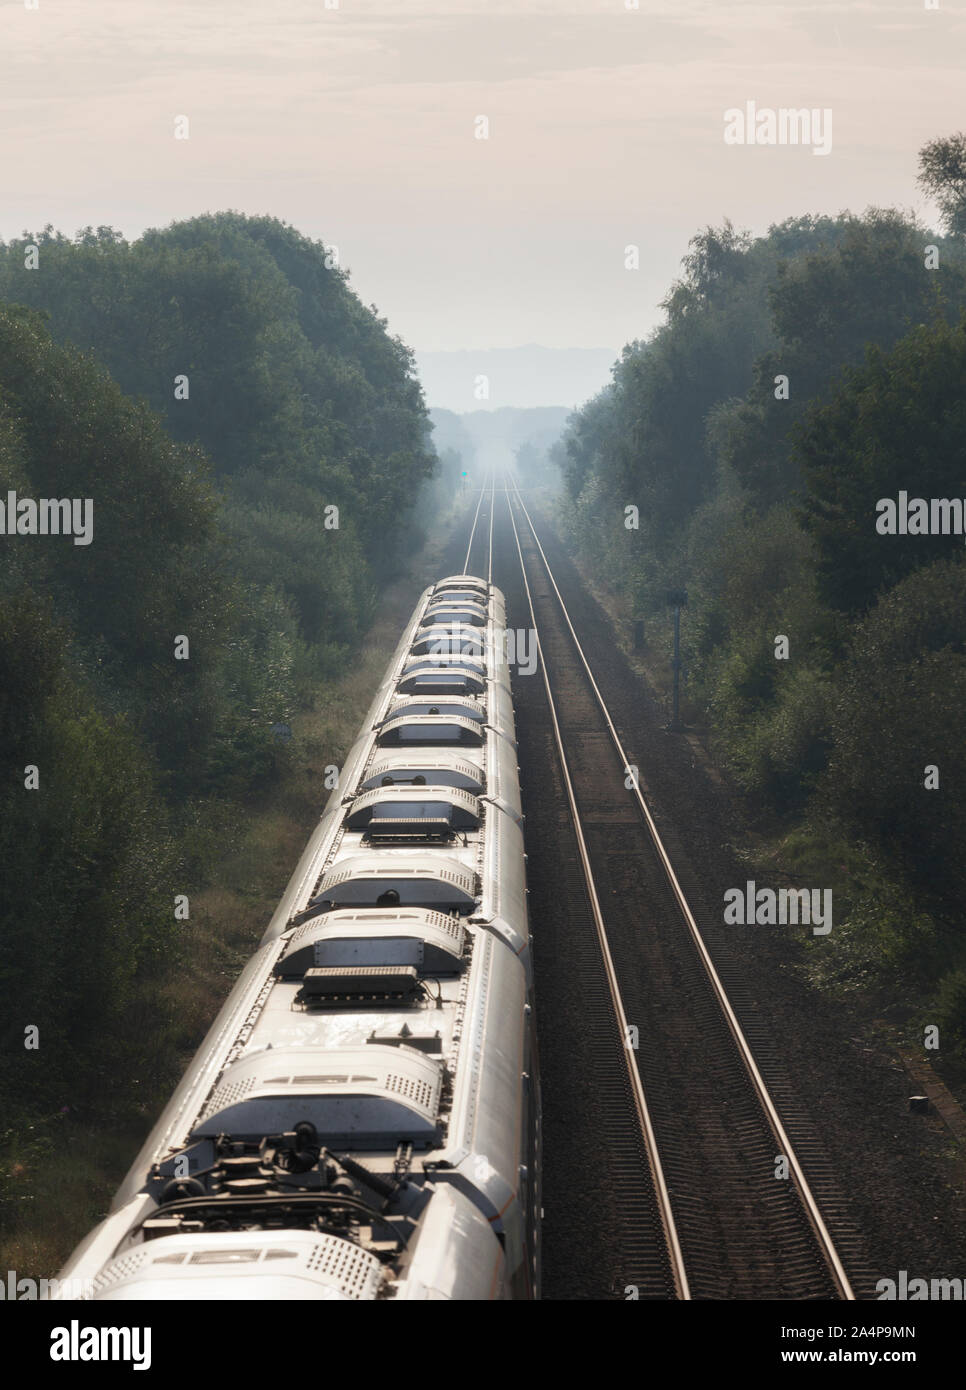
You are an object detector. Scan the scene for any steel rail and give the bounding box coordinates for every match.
[487,469,495,586]
[505,486,691,1301]
[507,472,855,1302]
[462,468,490,575]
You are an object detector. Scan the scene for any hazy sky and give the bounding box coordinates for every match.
[1,0,962,365]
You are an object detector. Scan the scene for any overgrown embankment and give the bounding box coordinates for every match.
[553,145,966,1069]
[0,215,468,1272]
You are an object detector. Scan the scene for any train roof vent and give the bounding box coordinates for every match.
[381,698,485,725]
[419,606,486,629]
[413,620,485,635]
[305,855,478,917]
[279,907,465,976]
[348,789,480,817]
[426,591,484,605]
[418,614,485,627]
[396,669,485,697]
[193,1045,442,1147]
[367,814,455,845]
[434,573,488,591]
[91,1232,386,1301]
[90,1248,151,1296]
[302,1234,386,1298]
[347,788,480,844]
[377,715,483,748]
[302,964,419,1003]
[362,754,484,794]
[411,630,486,658]
[403,654,486,676]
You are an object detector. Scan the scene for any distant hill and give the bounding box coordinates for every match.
[429,405,571,493]
[416,345,616,412]
[431,404,569,461]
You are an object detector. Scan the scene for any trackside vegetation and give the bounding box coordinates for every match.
[0,214,443,1270]
[555,138,966,1058]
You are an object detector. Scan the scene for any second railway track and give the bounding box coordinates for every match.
[497,476,863,1300]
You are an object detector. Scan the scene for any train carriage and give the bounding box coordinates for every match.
[55,577,540,1302]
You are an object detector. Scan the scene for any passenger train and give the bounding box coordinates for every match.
[55,576,540,1301]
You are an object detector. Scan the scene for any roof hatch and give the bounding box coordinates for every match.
[378,699,485,725]
[361,755,484,794]
[410,629,486,658]
[301,854,478,918]
[377,714,484,747]
[396,669,485,697]
[419,606,487,629]
[344,786,481,842]
[278,907,466,976]
[433,574,487,594]
[193,1045,443,1148]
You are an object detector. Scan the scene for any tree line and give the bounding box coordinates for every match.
[556,136,966,1049]
[0,215,436,1192]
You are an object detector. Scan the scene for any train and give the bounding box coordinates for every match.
[54,575,541,1301]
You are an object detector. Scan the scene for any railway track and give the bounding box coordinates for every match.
[488,474,861,1300]
[462,468,496,583]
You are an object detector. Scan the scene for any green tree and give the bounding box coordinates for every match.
[819,556,966,918]
[918,132,966,236]
[796,316,966,613]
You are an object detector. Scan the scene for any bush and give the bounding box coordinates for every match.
[819,556,966,917]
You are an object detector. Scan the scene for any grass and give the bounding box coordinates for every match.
[0,1119,146,1281]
